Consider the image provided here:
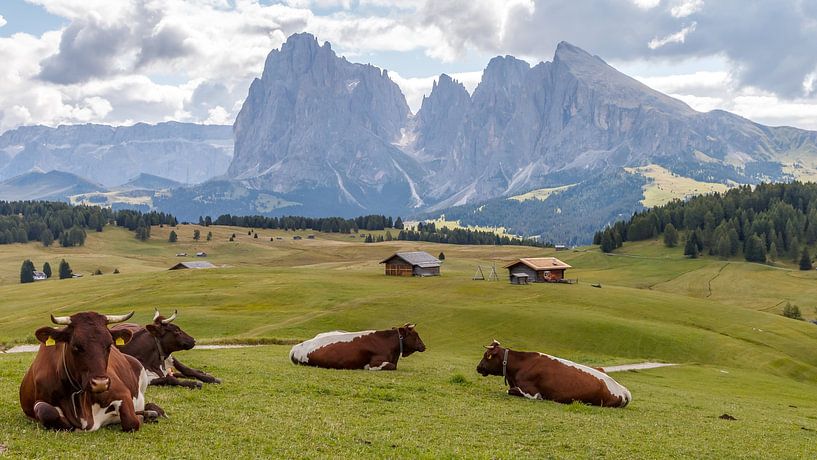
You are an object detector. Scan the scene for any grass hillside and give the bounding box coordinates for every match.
[1,225,817,457]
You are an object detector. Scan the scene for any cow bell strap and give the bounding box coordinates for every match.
[62,345,81,392]
[397,333,404,363]
[154,336,166,362]
[502,348,509,386]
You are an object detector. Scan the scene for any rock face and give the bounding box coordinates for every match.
[230,33,420,214]
[230,33,817,226]
[0,122,233,187]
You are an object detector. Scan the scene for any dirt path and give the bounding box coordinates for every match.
[602,362,677,372]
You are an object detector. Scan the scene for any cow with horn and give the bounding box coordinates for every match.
[289,323,426,370]
[476,340,632,407]
[111,308,220,389]
[19,311,165,432]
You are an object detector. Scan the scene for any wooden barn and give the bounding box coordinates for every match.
[504,257,572,283]
[380,251,441,277]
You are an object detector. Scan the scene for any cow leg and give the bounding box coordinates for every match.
[507,382,543,400]
[364,357,396,371]
[118,397,141,432]
[150,375,203,389]
[32,401,73,431]
[145,402,166,418]
[171,358,221,384]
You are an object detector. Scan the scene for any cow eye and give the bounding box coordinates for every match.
[72,344,83,353]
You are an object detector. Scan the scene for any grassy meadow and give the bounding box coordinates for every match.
[1,225,817,458]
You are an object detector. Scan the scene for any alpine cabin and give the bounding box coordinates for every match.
[380,251,441,277]
[504,257,571,283]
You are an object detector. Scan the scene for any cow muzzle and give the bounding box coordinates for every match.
[90,377,111,393]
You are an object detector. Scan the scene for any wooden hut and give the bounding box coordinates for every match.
[169,261,216,270]
[504,257,571,283]
[380,251,441,277]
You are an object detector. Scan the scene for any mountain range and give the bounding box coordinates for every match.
[3,33,817,243]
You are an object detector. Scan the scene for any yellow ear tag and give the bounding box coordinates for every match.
[45,337,55,347]
[115,337,125,346]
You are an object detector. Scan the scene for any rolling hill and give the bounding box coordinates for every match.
[0,224,816,456]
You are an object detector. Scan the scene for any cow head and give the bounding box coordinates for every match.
[35,311,134,393]
[146,309,196,353]
[476,340,505,376]
[396,323,426,356]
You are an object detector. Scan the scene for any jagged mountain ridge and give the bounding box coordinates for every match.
[0,122,234,187]
[229,33,817,228]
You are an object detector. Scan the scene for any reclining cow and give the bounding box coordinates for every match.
[112,309,220,389]
[290,324,426,370]
[19,311,165,432]
[476,340,631,407]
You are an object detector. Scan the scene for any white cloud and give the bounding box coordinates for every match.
[631,0,661,9]
[648,22,696,50]
[0,15,7,28]
[671,0,704,18]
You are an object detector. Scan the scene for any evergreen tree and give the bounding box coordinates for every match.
[41,229,54,247]
[193,229,201,241]
[59,259,72,279]
[768,242,778,261]
[799,248,813,271]
[438,251,446,261]
[169,230,178,242]
[394,217,404,230]
[600,230,614,253]
[20,259,35,284]
[782,302,803,320]
[684,233,699,258]
[716,235,731,259]
[663,223,679,247]
[744,235,766,263]
[43,262,52,279]
[208,231,213,241]
[253,233,257,239]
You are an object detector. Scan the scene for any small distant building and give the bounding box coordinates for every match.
[307,234,316,239]
[196,252,207,257]
[293,236,302,240]
[169,261,217,270]
[554,245,568,251]
[33,271,47,281]
[176,252,187,257]
[504,257,572,283]
[380,251,441,277]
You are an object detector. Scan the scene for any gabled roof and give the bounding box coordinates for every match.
[380,251,441,268]
[504,257,572,270]
[170,261,216,270]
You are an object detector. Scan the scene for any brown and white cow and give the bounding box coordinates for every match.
[111,309,220,389]
[290,324,426,370]
[19,311,165,432]
[476,340,631,407]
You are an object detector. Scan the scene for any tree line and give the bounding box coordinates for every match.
[0,201,178,246]
[210,214,403,233]
[593,182,817,265]
[396,223,546,247]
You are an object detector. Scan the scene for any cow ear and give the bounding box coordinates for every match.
[145,323,161,336]
[111,329,133,347]
[35,327,67,344]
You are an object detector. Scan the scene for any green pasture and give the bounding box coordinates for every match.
[0,226,816,458]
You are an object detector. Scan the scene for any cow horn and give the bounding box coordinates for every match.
[484,339,501,349]
[161,310,178,324]
[153,308,161,322]
[50,314,72,325]
[105,312,134,324]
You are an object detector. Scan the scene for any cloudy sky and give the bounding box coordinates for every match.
[1,0,817,134]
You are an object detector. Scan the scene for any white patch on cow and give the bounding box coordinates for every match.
[364,361,391,371]
[133,368,147,413]
[145,369,161,381]
[88,400,123,431]
[517,389,543,400]
[289,330,375,364]
[540,353,632,406]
